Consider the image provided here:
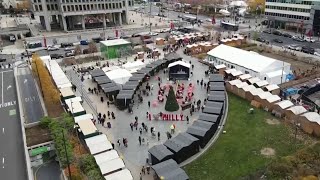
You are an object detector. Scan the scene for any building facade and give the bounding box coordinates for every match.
[264,0,320,35]
[31,0,133,31]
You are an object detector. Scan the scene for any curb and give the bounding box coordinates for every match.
[14,64,34,180]
[180,91,229,167]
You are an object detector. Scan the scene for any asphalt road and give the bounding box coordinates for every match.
[34,160,62,180]
[17,63,44,123]
[0,69,28,180]
[253,31,320,50]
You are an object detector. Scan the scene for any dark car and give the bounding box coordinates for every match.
[0,58,6,62]
[60,43,73,48]
[50,54,64,59]
[272,30,282,36]
[120,35,130,39]
[262,29,271,34]
[292,36,304,42]
[273,38,283,43]
[107,37,119,40]
[282,33,292,38]
[256,37,266,42]
[92,37,103,43]
[301,46,315,54]
[131,33,141,37]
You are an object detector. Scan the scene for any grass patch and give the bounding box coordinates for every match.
[184,94,306,180]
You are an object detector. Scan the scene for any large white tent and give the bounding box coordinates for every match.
[122,61,145,71]
[98,158,125,176]
[74,113,94,123]
[94,150,119,165]
[105,69,132,85]
[85,134,113,155]
[104,169,133,180]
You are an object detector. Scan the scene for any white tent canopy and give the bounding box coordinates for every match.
[94,150,119,165]
[122,61,145,71]
[77,119,98,137]
[104,169,133,180]
[74,114,94,123]
[168,61,191,69]
[287,106,307,115]
[276,100,294,110]
[229,79,242,86]
[99,158,125,176]
[239,74,252,80]
[266,95,281,103]
[85,134,113,155]
[105,69,132,85]
[302,112,320,125]
[65,100,85,115]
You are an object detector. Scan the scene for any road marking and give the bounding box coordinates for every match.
[2,157,4,169]
[1,72,3,104]
[7,85,11,90]
[0,70,13,73]
[0,101,16,109]
[9,109,16,116]
[2,128,4,134]
[24,79,28,84]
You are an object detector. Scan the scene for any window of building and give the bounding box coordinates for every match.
[51,4,54,10]
[39,5,43,11]
[34,0,37,3]
[91,4,93,10]
[87,4,89,10]
[47,5,50,10]
[34,5,39,11]
[115,3,118,8]
[67,5,70,11]
[38,0,41,3]
[98,4,101,9]
[128,0,131,6]
[63,5,66,11]
[75,5,78,11]
[109,3,111,9]
[112,3,115,8]
[119,3,121,8]
[83,5,86,10]
[245,71,249,74]
[102,4,104,9]
[79,5,82,10]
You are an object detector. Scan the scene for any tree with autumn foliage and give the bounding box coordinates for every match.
[74,45,82,56]
[247,0,265,15]
[31,54,60,105]
[88,42,98,54]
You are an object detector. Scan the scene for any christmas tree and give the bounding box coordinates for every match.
[165,86,180,112]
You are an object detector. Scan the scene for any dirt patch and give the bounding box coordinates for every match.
[265,118,280,125]
[260,148,275,157]
[26,125,52,147]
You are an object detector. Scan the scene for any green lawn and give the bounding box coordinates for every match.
[184,93,305,180]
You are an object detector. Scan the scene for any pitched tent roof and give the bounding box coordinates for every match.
[207,94,225,102]
[229,79,242,86]
[214,64,226,69]
[275,100,294,109]
[148,144,174,162]
[242,85,256,92]
[235,82,249,88]
[100,82,118,90]
[209,84,225,91]
[128,74,145,82]
[168,61,191,68]
[164,132,199,153]
[152,159,180,177]
[208,91,225,97]
[266,95,281,103]
[193,120,214,130]
[104,169,133,180]
[203,106,222,115]
[160,167,189,180]
[85,134,113,155]
[90,69,106,77]
[94,76,112,85]
[205,101,223,109]
[164,52,181,61]
[256,91,273,100]
[287,106,307,115]
[74,113,94,123]
[207,44,290,73]
[77,119,98,137]
[135,67,154,75]
[198,113,219,123]
[94,150,119,165]
[103,86,121,93]
[301,112,320,125]
[209,74,224,82]
[239,74,252,80]
[186,125,208,137]
[98,158,125,176]
[247,77,261,84]
[264,84,280,91]
[254,80,269,87]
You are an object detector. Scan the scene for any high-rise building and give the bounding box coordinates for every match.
[264,0,320,35]
[31,0,134,31]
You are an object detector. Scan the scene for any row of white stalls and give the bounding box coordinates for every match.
[222,66,320,137]
[41,56,133,179]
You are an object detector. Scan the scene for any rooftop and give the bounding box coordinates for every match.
[207,45,290,73]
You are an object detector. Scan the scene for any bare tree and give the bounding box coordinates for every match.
[74,45,82,56]
[88,42,98,54]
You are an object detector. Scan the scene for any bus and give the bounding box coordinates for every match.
[220,21,239,31]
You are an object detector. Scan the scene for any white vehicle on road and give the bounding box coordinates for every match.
[148,32,159,36]
[64,46,75,51]
[288,44,302,51]
[47,46,59,51]
[304,37,316,43]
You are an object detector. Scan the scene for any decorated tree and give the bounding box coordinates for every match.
[165,86,180,112]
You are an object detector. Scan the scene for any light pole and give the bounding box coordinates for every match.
[62,130,72,180]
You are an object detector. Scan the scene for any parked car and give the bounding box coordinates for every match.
[131,33,141,37]
[50,54,64,59]
[288,44,302,51]
[65,50,75,57]
[92,37,103,43]
[256,37,266,42]
[314,51,320,57]
[262,29,271,34]
[47,46,59,51]
[272,30,282,36]
[107,36,119,40]
[301,46,315,54]
[0,58,6,62]
[149,32,159,36]
[64,46,75,51]
[282,33,292,38]
[60,43,73,48]
[304,37,316,43]
[273,38,283,43]
[21,51,32,57]
[292,36,304,42]
[9,35,16,42]
[80,40,89,45]
[120,35,130,39]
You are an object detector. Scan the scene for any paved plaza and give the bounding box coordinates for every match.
[69,49,211,179]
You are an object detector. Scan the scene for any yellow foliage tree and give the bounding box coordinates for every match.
[31,54,60,105]
[248,0,265,14]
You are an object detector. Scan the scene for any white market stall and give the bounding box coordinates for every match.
[105,69,132,85]
[104,169,133,180]
[74,113,94,123]
[77,119,99,138]
[98,158,125,176]
[85,134,113,155]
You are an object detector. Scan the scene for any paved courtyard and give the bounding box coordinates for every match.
[71,49,211,179]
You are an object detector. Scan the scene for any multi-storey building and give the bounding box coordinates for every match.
[31,0,134,31]
[264,0,320,35]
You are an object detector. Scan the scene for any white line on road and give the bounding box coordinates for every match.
[1,72,3,105]
[2,128,4,134]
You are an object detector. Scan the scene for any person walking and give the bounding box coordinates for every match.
[148,101,151,108]
[141,166,145,175]
[100,96,104,103]
[122,138,126,147]
[111,143,115,149]
[139,136,142,145]
[117,139,121,146]
[157,132,160,141]
[139,127,143,135]
[186,116,189,124]
[107,111,110,119]
[130,123,134,131]
[101,118,105,127]
[111,112,115,119]
[107,101,110,107]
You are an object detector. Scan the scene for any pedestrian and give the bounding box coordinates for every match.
[146,112,149,118]
[135,116,138,122]
[98,112,101,118]
[157,132,160,141]
[190,108,193,116]
[146,138,149,145]
[186,116,189,124]
[111,112,115,119]
[139,136,142,145]
[130,123,133,131]
[122,138,126,147]
[101,118,105,127]
[117,139,121,146]
[111,143,114,149]
[148,101,150,108]
[139,127,143,135]
[146,166,150,174]
[107,111,110,119]
[103,114,106,119]
[197,80,199,85]
[142,166,145,175]
[107,101,110,107]
[100,96,104,103]
[140,173,142,180]
[201,105,205,112]
[142,122,145,128]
